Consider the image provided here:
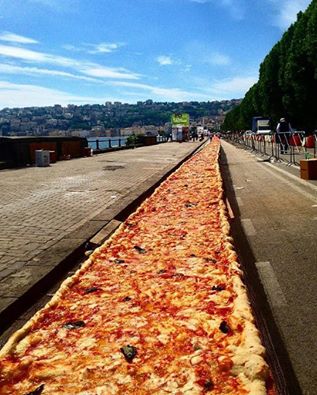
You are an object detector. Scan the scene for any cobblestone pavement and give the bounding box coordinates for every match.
[0,142,201,303]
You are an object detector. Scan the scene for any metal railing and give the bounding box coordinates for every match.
[88,137,127,151]
[224,132,317,165]
[87,135,169,152]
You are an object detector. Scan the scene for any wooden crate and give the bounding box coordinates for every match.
[300,159,317,180]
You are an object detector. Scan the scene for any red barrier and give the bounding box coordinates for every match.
[305,135,315,148]
[289,134,301,146]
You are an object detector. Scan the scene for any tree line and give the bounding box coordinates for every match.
[222,0,317,133]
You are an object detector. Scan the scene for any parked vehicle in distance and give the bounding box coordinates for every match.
[252,116,272,134]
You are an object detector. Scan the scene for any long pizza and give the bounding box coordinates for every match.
[0,138,275,394]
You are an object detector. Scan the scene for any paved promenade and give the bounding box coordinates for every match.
[0,141,202,324]
[221,140,317,395]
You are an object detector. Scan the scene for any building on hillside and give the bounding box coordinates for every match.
[70,129,90,138]
[90,126,105,136]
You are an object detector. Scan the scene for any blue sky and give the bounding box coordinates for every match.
[0,0,311,108]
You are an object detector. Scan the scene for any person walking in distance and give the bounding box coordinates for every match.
[276,117,293,154]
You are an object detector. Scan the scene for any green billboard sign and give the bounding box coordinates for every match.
[171,113,190,127]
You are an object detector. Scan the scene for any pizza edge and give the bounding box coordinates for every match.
[218,187,269,395]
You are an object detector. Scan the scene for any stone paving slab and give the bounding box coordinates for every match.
[221,140,317,395]
[89,219,122,247]
[0,141,204,329]
[65,220,107,240]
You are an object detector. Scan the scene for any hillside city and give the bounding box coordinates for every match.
[0,99,241,138]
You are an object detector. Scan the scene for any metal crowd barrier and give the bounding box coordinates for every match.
[224,132,317,165]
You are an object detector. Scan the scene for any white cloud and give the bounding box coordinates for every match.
[0,63,100,83]
[0,32,38,45]
[268,0,311,30]
[62,44,78,51]
[104,80,210,101]
[0,80,106,107]
[88,42,122,54]
[0,62,210,102]
[151,86,206,101]
[205,52,231,66]
[0,44,140,80]
[184,41,231,67]
[0,56,205,102]
[217,0,246,19]
[190,0,245,20]
[0,78,211,106]
[79,65,139,80]
[63,42,124,54]
[211,75,257,95]
[0,35,237,104]
[0,44,73,65]
[156,55,174,66]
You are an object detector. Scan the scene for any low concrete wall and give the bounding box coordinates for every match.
[0,136,88,168]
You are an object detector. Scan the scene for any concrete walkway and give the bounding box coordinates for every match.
[0,141,203,327]
[221,140,317,395]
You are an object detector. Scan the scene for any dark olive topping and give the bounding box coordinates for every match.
[193,344,202,351]
[120,345,137,362]
[185,202,196,208]
[25,384,45,395]
[190,253,197,257]
[114,258,125,264]
[204,379,214,391]
[204,257,217,263]
[212,285,225,292]
[133,245,146,254]
[122,296,132,302]
[84,286,100,294]
[219,320,231,334]
[63,320,86,330]
[158,269,166,274]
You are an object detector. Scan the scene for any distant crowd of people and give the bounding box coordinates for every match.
[190,129,207,141]
[166,128,215,142]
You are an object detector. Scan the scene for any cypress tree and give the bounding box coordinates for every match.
[223,0,317,133]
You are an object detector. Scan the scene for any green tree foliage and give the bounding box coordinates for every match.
[223,0,317,133]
